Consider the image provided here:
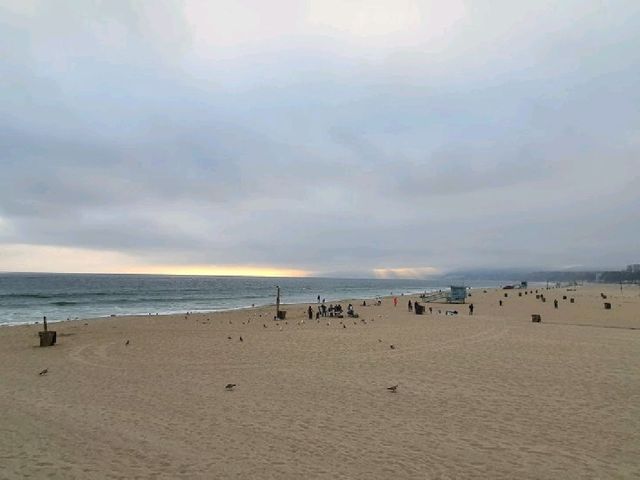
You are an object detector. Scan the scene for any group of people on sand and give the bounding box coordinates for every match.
[406,299,474,316]
[309,295,479,321]
[308,302,358,319]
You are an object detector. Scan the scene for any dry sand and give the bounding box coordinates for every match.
[1,284,639,479]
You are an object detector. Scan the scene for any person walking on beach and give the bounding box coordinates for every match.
[393,297,398,307]
[317,295,320,303]
[469,303,474,315]
[554,299,558,309]
[308,305,313,320]
[408,300,413,312]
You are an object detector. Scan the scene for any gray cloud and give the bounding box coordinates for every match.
[1,1,639,276]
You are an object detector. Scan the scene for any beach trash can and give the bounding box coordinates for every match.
[277,310,287,320]
[604,303,611,310]
[531,314,541,323]
[39,331,57,347]
[414,304,425,315]
[570,298,575,303]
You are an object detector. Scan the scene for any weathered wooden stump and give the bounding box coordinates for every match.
[39,331,57,347]
[531,314,542,323]
[604,302,612,310]
[518,292,522,297]
[562,296,567,300]
[38,316,56,347]
[276,310,287,320]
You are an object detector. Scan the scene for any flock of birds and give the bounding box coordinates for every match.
[38,304,405,393]
[218,313,400,392]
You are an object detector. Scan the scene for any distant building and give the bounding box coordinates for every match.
[626,264,640,273]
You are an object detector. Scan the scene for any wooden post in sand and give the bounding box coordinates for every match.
[275,286,286,320]
[38,316,57,347]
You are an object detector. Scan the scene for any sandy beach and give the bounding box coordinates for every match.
[1,284,639,479]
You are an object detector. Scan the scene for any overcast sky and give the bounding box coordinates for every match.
[1,0,639,278]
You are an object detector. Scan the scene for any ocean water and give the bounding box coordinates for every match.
[0,273,506,326]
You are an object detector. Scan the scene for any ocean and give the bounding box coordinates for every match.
[0,273,507,326]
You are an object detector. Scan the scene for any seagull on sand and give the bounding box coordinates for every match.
[39,369,48,376]
[125,340,130,346]
[239,336,243,342]
[390,344,396,350]
[387,384,398,393]
[225,383,237,391]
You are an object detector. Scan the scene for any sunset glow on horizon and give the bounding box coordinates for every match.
[121,264,313,278]
[0,244,311,278]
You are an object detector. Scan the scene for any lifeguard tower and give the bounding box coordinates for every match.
[448,285,467,304]
[420,286,467,304]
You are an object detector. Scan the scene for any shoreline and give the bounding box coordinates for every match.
[0,281,619,331]
[0,291,422,329]
[0,286,464,328]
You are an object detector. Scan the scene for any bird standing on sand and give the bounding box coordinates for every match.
[390,344,396,350]
[39,369,48,376]
[239,336,243,342]
[387,384,398,392]
[125,340,130,346]
[225,383,237,390]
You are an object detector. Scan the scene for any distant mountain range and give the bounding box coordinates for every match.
[441,267,640,283]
